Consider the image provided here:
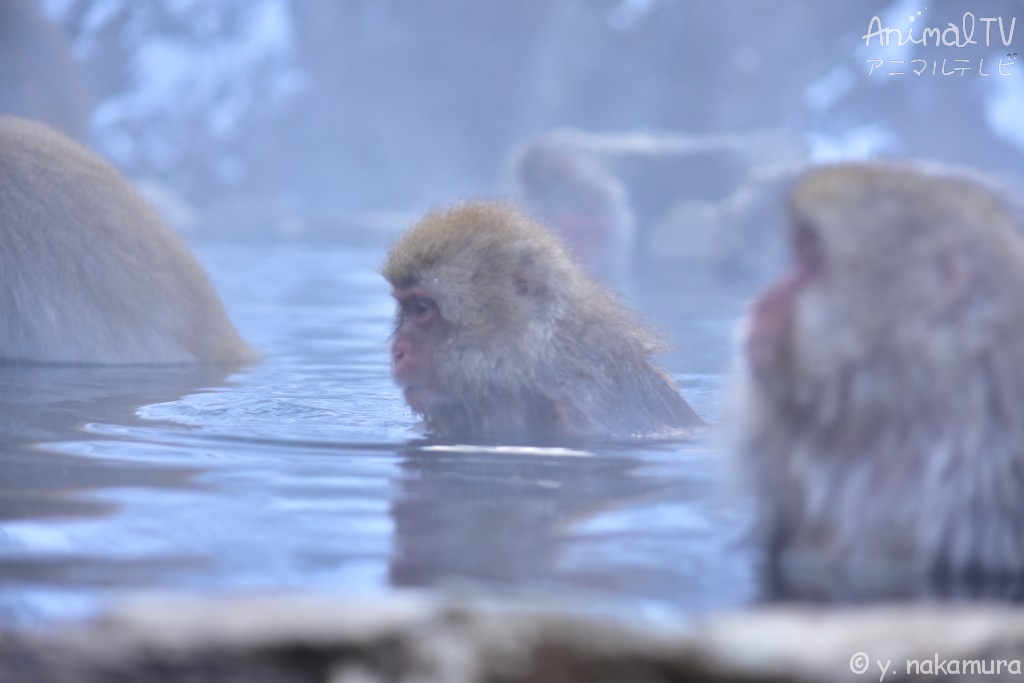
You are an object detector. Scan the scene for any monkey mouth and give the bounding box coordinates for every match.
[402,385,428,413]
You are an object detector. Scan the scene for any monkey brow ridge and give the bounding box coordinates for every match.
[383,201,564,289]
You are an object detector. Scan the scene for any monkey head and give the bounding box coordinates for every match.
[745,163,1024,429]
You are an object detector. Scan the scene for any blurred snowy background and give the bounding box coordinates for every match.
[4,0,1024,253]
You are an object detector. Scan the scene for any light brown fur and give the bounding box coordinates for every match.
[383,201,701,441]
[0,117,254,364]
[736,162,1024,598]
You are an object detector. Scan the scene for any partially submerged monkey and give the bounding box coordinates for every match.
[383,202,703,442]
[737,162,1024,598]
[0,116,253,364]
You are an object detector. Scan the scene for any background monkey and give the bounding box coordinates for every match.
[507,136,635,287]
[0,117,253,364]
[383,201,702,442]
[736,162,1024,599]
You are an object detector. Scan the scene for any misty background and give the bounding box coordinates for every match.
[4,0,1024,625]
[4,0,1024,259]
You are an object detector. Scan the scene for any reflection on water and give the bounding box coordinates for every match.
[0,243,757,626]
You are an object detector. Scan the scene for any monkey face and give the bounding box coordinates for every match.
[390,285,443,415]
[744,219,825,395]
[742,162,1024,436]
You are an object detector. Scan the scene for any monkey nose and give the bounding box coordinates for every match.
[391,340,410,369]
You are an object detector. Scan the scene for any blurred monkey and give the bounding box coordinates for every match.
[736,162,1024,599]
[508,136,635,287]
[0,117,254,364]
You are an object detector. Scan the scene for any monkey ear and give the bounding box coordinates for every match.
[512,251,551,301]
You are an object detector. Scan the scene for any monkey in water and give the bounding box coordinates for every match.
[382,202,702,442]
[508,136,635,287]
[0,117,253,364]
[736,162,1024,599]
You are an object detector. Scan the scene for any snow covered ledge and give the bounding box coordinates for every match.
[2,595,1023,682]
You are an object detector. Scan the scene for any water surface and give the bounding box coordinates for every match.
[0,242,758,626]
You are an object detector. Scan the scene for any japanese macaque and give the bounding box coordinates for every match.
[0,0,91,140]
[508,138,635,286]
[736,162,1024,599]
[382,202,702,441]
[509,129,809,282]
[0,117,254,364]
[646,164,801,278]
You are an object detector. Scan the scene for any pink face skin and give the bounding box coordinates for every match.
[745,226,824,376]
[391,285,443,413]
[553,211,611,276]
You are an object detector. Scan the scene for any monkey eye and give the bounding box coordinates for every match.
[405,297,437,324]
